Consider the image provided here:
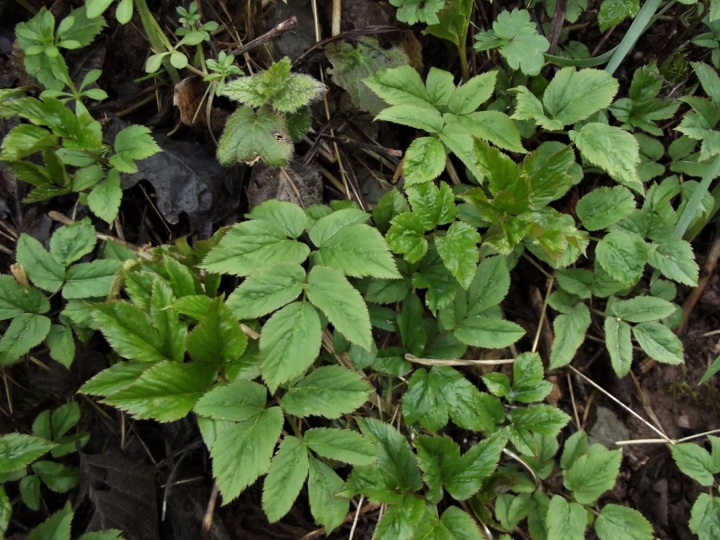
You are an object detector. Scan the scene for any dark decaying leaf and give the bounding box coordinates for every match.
[173,77,229,135]
[247,160,322,210]
[79,450,159,540]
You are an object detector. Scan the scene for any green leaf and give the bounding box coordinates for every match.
[386,213,429,263]
[414,435,460,503]
[445,433,506,500]
[398,293,427,356]
[454,316,525,349]
[262,436,309,522]
[404,136,447,186]
[308,208,369,244]
[0,434,55,473]
[609,296,675,322]
[454,111,526,154]
[187,298,246,365]
[549,303,590,368]
[402,369,449,433]
[479,9,549,75]
[32,461,78,492]
[55,6,106,48]
[307,265,372,350]
[467,256,511,315]
[560,430,588,470]
[632,321,683,364]
[545,496,587,540]
[226,263,305,319]
[509,352,553,403]
[605,317,633,377]
[246,199,308,238]
[689,494,720,540]
[596,231,648,285]
[391,0,445,25]
[109,125,160,173]
[563,446,622,504]
[648,238,699,286]
[211,406,283,501]
[201,220,310,276]
[375,493,425,540]
[598,0,640,31]
[217,106,293,166]
[434,367,501,431]
[194,380,267,421]
[508,404,571,436]
[364,66,432,109]
[46,324,75,368]
[671,442,715,486]
[311,223,400,279]
[572,123,642,192]
[373,189,410,234]
[375,103,444,133]
[20,475,41,511]
[49,218,97,266]
[80,532,124,540]
[447,72,497,115]
[576,186,636,231]
[88,167,122,223]
[63,260,122,299]
[260,301,321,392]
[304,428,377,465]
[27,503,73,540]
[103,361,216,422]
[280,365,372,418]
[0,313,51,365]
[16,234,65,293]
[436,222,481,289]
[0,275,49,320]
[326,37,409,116]
[595,504,653,540]
[1,124,58,161]
[555,269,593,300]
[441,506,484,539]
[93,302,171,362]
[80,361,158,396]
[162,257,197,298]
[343,418,423,501]
[308,457,349,533]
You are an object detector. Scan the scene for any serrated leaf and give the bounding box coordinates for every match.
[103,361,216,422]
[187,298,247,365]
[280,365,371,418]
[414,435,461,503]
[404,136,447,185]
[508,404,570,436]
[397,293,427,356]
[217,106,293,166]
[402,369,449,433]
[386,213,429,263]
[246,199,309,238]
[46,324,75,368]
[441,506,484,539]
[436,222,481,289]
[632,321,684,364]
[364,65,432,108]
[93,302,171,362]
[304,428,377,465]
[447,72,497,115]
[543,67,619,127]
[576,186,636,231]
[0,313,51,365]
[572,123,641,192]
[109,125,160,173]
[609,296,675,322]
[545,496,587,540]
[49,218,96,266]
[0,434,55,473]
[689,493,720,540]
[260,301,321,392]
[433,367,501,431]
[32,461,78,492]
[307,265,372,350]
[211,406,283,501]
[445,433,506,500]
[376,103,444,133]
[201,220,309,276]
[375,493,425,540]
[308,456,348,532]
[510,352,553,403]
[194,380,266,421]
[454,316,525,348]
[605,317,633,377]
[0,275,49,320]
[373,189,410,233]
[16,234,65,293]
[226,263,305,319]
[454,111,526,154]
[262,436,309,522]
[20,475,41,511]
[80,361,157,396]
[467,256,511,315]
[564,446,622,504]
[63,260,122,299]
[560,430,588,470]
[648,238,699,286]
[671,442,715,486]
[595,504,653,540]
[27,503,73,540]
[88,167,122,223]
[596,231,648,285]
[549,303,590,369]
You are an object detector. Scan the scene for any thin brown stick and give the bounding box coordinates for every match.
[300,501,380,539]
[48,211,143,254]
[227,17,298,57]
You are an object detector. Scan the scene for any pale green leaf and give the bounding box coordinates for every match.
[364,65,432,108]
[543,67,619,127]
[560,430,588,470]
[563,446,622,504]
[454,111,526,154]
[426,67,456,111]
[549,303,590,368]
[80,361,157,396]
[375,103,444,133]
[109,125,160,174]
[595,230,648,285]
[447,72,497,115]
[262,436,309,522]
[63,260,122,299]
[0,275,49,319]
[216,107,293,166]
[609,296,675,322]
[211,406,283,501]
[194,380,266,421]
[103,361,216,422]
[436,222,481,289]
[308,457,349,532]
[689,494,720,540]
[0,313,51,365]
[648,238,699,286]
[441,506,484,539]
[671,442,715,486]
[88,167,122,223]
[246,199,308,238]
[260,301,321,392]
[307,265,372,350]
[632,321,684,364]
[545,496,587,540]
[467,256,511,315]
[375,493,425,540]
[576,186,636,231]
[386,213,428,263]
[507,404,571,436]
[304,427,377,465]
[407,181,456,230]
[605,317,633,377]
[404,136,446,186]
[595,504,654,540]
[226,263,305,319]
[200,220,310,276]
[454,316,525,348]
[46,324,75,368]
[280,365,372,418]
[16,234,65,293]
[49,218,96,266]
[598,0,640,31]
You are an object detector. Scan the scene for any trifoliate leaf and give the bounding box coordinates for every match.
[632,321,684,364]
[576,186,636,231]
[281,364,370,418]
[306,266,372,350]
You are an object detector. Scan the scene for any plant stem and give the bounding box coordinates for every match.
[458,33,470,84]
[133,0,181,84]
